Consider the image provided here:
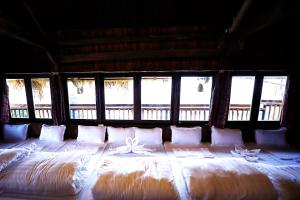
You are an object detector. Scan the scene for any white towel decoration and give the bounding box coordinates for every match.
[108,137,153,155]
[231,145,261,162]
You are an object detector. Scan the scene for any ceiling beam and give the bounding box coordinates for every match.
[0,16,47,50]
[22,0,59,71]
[238,0,300,38]
[61,49,219,64]
[228,0,254,34]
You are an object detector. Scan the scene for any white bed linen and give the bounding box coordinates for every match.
[0,142,18,149]
[59,140,107,154]
[0,148,33,173]
[179,157,277,200]
[254,164,300,200]
[10,139,67,152]
[0,152,94,197]
[165,142,300,166]
[92,156,179,200]
[104,143,166,157]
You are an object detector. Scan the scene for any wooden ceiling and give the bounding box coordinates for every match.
[0,0,299,73]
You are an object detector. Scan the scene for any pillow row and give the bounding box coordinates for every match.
[2,124,288,147]
[107,127,162,145]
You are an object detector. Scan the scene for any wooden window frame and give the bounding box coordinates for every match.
[226,71,289,129]
[4,70,289,130]
[177,72,216,126]
[63,73,99,124]
[5,74,53,123]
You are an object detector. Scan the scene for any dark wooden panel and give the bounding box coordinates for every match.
[61,49,220,64]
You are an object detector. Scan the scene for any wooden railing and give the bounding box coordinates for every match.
[228,100,283,121]
[9,100,283,121]
[259,100,283,121]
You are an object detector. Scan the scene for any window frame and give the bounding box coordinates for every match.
[256,72,289,126]
[178,73,215,124]
[5,74,53,123]
[140,72,174,123]
[102,74,136,122]
[226,71,289,129]
[63,73,99,123]
[4,70,288,129]
[227,74,257,122]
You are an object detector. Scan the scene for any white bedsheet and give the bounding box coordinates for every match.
[59,140,107,154]
[254,163,300,200]
[0,142,17,149]
[180,157,277,200]
[11,139,67,152]
[92,156,179,200]
[164,143,300,200]
[0,147,33,173]
[0,152,94,197]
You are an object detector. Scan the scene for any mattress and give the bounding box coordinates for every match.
[179,157,277,200]
[91,156,179,200]
[0,151,95,198]
[165,143,300,200]
[164,142,298,166]
[0,147,33,173]
[59,140,107,154]
[254,164,300,200]
[11,139,67,152]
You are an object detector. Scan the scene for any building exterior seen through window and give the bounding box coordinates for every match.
[31,78,52,119]
[6,79,29,118]
[258,76,287,121]
[141,77,172,120]
[104,77,134,120]
[179,77,212,121]
[67,77,97,120]
[228,76,255,121]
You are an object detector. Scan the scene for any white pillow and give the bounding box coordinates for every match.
[171,126,202,145]
[3,124,29,142]
[107,127,135,144]
[211,126,244,146]
[255,127,287,146]
[39,124,66,142]
[77,125,106,144]
[134,127,162,145]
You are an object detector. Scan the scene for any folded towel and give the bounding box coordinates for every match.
[107,137,153,155]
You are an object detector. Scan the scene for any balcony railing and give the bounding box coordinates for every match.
[9,100,283,121]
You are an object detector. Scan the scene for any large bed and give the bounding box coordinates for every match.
[164,142,300,200]
[1,136,300,200]
[0,139,107,200]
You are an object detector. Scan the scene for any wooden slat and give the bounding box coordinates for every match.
[58,34,214,47]
[61,49,219,64]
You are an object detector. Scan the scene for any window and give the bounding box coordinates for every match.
[104,77,134,120]
[141,77,172,120]
[31,78,52,119]
[67,77,96,119]
[228,76,255,121]
[258,76,287,121]
[6,79,29,118]
[179,76,212,121]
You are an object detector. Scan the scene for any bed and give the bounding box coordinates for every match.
[89,143,181,200]
[164,142,300,200]
[1,134,300,200]
[0,139,107,200]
